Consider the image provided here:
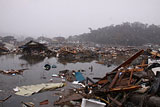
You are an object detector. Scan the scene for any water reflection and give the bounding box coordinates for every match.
[0,54,121,107]
[19,55,46,65]
[57,58,95,65]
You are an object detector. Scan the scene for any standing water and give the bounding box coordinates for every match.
[0,54,115,107]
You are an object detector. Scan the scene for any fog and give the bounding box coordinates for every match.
[0,0,160,37]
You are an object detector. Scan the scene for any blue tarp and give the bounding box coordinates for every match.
[75,72,85,82]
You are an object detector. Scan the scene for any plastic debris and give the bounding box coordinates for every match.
[12,73,16,76]
[75,72,85,82]
[52,74,58,77]
[81,98,106,107]
[44,64,51,70]
[13,87,19,92]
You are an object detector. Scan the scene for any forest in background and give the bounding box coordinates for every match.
[68,22,160,46]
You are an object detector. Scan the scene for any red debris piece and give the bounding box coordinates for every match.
[40,100,49,105]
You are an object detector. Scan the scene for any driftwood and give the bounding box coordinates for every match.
[0,95,12,103]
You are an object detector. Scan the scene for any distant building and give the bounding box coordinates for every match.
[23,37,34,43]
[53,37,65,43]
[19,41,52,55]
[2,36,16,44]
[0,45,9,54]
[36,36,52,45]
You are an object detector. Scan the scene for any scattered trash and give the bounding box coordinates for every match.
[52,65,57,68]
[0,69,28,75]
[13,87,19,92]
[14,83,65,96]
[21,101,34,107]
[72,81,79,85]
[59,70,76,82]
[12,73,16,76]
[52,74,58,77]
[62,79,66,82]
[54,93,84,105]
[44,64,51,70]
[3,45,160,107]
[54,49,160,106]
[44,64,57,70]
[81,98,106,107]
[152,67,160,75]
[49,79,53,82]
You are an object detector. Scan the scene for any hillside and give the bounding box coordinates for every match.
[68,22,160,46]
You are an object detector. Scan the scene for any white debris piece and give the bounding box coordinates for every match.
[14,83,65,96]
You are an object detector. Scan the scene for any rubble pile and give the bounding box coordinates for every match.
[19,41,56,57]
[57,46,98,62]
[2,45,160,106]
[0,69,28,75]
[53,49,160,107]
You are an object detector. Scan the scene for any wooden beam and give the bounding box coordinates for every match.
[128,70,133,86]
[112,50,144,72]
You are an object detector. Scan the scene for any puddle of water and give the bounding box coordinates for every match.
[0,54,116,107]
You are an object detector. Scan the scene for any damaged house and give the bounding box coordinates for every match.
[19,41,54,56]
[0,42,9,54]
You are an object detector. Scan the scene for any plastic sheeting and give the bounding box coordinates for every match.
[14,83,65,96]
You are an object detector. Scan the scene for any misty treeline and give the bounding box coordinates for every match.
[68,22,160,46]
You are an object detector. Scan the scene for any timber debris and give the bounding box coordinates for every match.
[53,49,160,107]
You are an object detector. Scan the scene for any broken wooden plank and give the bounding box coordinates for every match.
[108,95,122,107]
[109,85,141,92]
[117,72,125,84]
[128,70,133,86]
[92,50,144,88]
[121,68,144,72]
[112,50,144,72]
[109,69,121,89]
[0,95,12,103]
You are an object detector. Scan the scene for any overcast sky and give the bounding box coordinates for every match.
[0,0,160,37]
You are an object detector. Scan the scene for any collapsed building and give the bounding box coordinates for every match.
[53,49,160,107]
[19,41,55,56]
[57,46,98,62]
